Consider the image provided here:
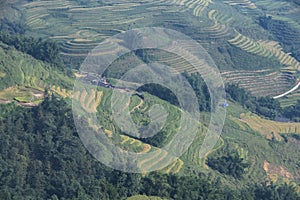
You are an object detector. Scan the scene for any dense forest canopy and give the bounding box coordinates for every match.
[0,32,63,69]
[0,96,299,199]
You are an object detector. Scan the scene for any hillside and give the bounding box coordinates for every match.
[0,42,73,106]
[0,0,300,199]
[7,0,299,98]
[1,68,300,198]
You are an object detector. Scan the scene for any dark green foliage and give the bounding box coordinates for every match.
[207,151,250,179]
[137,72,211,112]
[141,130,168,148]
[0,97,235,199]
[226,83,250,103]
[0,32,64,70]
[137,84,179,107]
[283,100,300,122]
[141,173,239,200]
[0,97,133,199]
[243,182,300,200]
[183,72,211,112]
[0,94,299,199]
[255,97,282,119]
[259,16,273,30]
[226,83,299,121]
[0,18,26,34]
[290,0,300,5]
[226,84,282,119]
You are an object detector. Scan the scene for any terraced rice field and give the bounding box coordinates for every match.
[18,4,217,53]
[22,0,155,56]
[221,70,293,97]
[120,135,146,153]
[225,0,257,9]
[165,0,212,17]
[208,9,233,25]
[228,32,273,58]
[16,0,300,175]
[278,89,300,107]
[182,124,206,165]
[240,112,300,141]
[119,92,184,173]
[222,0,300,74]
[225,31,300,98]
[0,86,43,103]
[254,0,291,11]
[72,84,185,173]
[270,15,300,32]
[20,0,299,79]
[202,10,231,39]
[50,85,73,99]
[224,0,259,15]
[162,158,184,174]
[203,138,225,169]
[137,148,176,172]
[72,87,103,113]
[20,0,216,57]
[258,40,300,71]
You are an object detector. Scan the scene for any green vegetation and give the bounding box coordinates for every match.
[226,83,300,121]
[0,32,63,69]
[137,84,179,107]
[240,112,300,141]
[0,17,26,34]
[259,15,300,61]
[1,96,299,199]
[0,0,300,198]
[136,72,211,112]
[0,42,73,90]
[283,100,300,122]
[226,83,281,119]
[279,91,300,108]
[248,182,300,200]
[207,148,250,179]
[205,129,251,179]
[0,40,74,106]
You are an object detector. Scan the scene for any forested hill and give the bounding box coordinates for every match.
[0,31,63,68]
[0,26,299,200]
[0,0,300,199]
[1,96,299,199]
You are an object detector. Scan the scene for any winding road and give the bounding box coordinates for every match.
[273,80,300,99]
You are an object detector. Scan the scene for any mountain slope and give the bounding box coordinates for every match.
[0,42,73,105]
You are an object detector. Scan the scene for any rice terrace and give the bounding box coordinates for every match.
[0,0,300,199]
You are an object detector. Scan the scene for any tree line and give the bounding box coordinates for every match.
[0,95,299,199]
[226,83,300,121]
[137,72,211,112]
[0,31,64,70]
